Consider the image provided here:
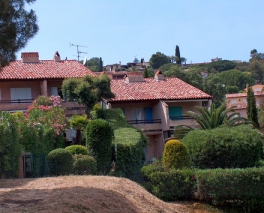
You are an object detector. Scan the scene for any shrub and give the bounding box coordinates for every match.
[73,154,97,175]
[113,128,148,178]
[86,119,113,174]
[0,112,21,178]
[183,125,263,169]
[141,162,195,201]
[65,145,88,155]
[47,148,73,176]
[195,168,264,212]
[162,139,190,169]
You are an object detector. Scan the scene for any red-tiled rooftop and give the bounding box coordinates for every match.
[109,78,211,102]
[0,60,96,79]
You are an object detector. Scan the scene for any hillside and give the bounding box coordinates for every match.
[0,176,218,213]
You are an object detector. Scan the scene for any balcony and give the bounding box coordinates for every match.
[0,99,85,116]
[169,116,198,127]
[127,119,162,132]
[0,99,33,112]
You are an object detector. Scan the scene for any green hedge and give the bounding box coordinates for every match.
[113,128,148,178]
[65,145,88,155]
[86,119,113,174]
[183,125,263,169]
[141,162,195,201]
[73,154,97,175]
[47,148,73,176]
[195,168,264,212]
[91,109,148,178]
[0,112,21,178]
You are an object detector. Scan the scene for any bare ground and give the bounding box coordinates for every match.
[0,176,220,213]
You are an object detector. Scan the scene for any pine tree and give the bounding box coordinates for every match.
[175,45,181,65]
[247,86,259,127]
[0,0,38,68]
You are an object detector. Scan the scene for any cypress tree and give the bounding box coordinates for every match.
[99,57,103,72]
[143,66,149,78]
[247,86,259,127]
[175,45,181,65]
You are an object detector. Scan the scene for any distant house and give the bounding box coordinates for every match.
[0,52,95,115]
[104,70,212,162]
[226,84,264,118]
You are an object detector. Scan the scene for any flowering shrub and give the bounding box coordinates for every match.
[20,96,68,153]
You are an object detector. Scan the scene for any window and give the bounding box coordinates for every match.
[169,106,183,120]
[231,100,237,104]
[10,88,31,101]
[51,87,58,96]
[243,99,247,103]
[0,89,1,100]
[132,108,144,120]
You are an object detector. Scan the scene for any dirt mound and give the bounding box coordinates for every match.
[0,176,192,213]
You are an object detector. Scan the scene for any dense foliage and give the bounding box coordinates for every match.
[62,74,115,116]
[162,139,190,169]
[195,168,264,212]
[141,162,195,201]
[72,154,97,175]
[47,148,73,176]
[0,112,21,177]
[86,119,113,174]
[113,128,148,178]
[25,96,67,153]
[183,125,263,169]
[65,145,88,155]
[0,0,38,68]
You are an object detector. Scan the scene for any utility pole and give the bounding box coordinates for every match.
[70,43,87,61]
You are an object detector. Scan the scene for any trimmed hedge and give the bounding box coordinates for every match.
[86,119,113,174]
[195,168,264,212]
[47,148,73,176]
[91,108,148,178]
[183,125,263,169]
[113,128,148,178]
[141,162,195,201]
[65,145,88,155]
[73,154,97,175]
[162,139,190,169]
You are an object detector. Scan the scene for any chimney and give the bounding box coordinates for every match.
[124,72,145,83]
[21,52,39,63]
[154,70,165,81]
[54,51,61,62]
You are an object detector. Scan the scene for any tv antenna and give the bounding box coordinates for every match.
[70,43,88,61]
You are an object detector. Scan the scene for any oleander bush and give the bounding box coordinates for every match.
[195,168,264,212]
[183,125,263,169]
[162,139,190,169]
[73,154,97,175]
[65,145,88,155]
[47,148,73,176]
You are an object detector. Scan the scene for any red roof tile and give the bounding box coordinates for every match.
[109,78,211,102]
[0,60,96,79]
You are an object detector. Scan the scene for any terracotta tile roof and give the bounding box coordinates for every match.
[109,78,211,102]
[0,60,96,80]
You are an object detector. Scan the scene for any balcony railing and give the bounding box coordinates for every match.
[169,116,194,121]
[0,99,34,104]
[127,119,161,124]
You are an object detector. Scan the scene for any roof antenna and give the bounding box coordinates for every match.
[70,43,88,62]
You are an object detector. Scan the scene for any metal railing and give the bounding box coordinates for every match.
[0,99,34,104]
[127,119,161,124]
[169,116,194,121]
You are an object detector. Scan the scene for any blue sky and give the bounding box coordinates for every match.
[18,0,264,65]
